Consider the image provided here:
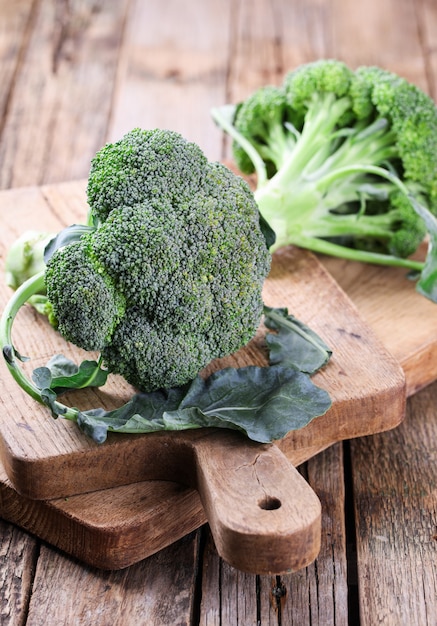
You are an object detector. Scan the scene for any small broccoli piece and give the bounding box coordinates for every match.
[45,236,126,351]
[212,60,437,299]
[44,129,270,391]
[231,85,298,177]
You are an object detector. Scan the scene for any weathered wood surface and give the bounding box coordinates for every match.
[351,381,437,625]
[0,0,436,624]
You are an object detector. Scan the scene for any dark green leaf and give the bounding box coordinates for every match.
[76,365,331,444]
[32,367,52,390]
[40,388,67,418]
[3,344,30,364]
[263,306,332,373]
[259,213,277,249]
[3,345,15,365]
[44,224,95,263]
[409,196,437,303]
[32,354,108,393]
[165,365,332,443]
[77,386,189,442]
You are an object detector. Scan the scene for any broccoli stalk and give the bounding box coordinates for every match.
[212,60,437,302]
[4,230,58,323]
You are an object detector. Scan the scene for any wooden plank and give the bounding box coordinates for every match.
[0,0,128,190]
[0,519,38,626]
[351,382,437,624]
[199,444,348,625]
[225,0,287,102]
[418,0,437,101]
[24,533,200,626]
[108,0,232,161]
[221,0,314,163]
[0,0,35,124]
[329,0,428,88]
[198,530,262,625]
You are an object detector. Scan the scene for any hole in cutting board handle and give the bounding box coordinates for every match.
[258,496,282,510]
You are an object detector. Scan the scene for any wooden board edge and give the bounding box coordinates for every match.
[0,476,206,570]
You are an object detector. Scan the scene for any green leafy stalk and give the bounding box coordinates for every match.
[0,271,106,420]
[259,162,428,271]
[211,105,269,186]
[263,306,332,373]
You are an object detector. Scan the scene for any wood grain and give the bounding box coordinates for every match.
[0,0,128,189]
[108,0,231,161]
[351,381,437,624]
[0,0,35,128]
[24,534,200,626]
[0,465,205,571]
[198,444,348,625]
[0,519,38,626]
[321,253,437,397]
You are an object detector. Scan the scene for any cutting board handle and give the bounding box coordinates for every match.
[192,431,321,574]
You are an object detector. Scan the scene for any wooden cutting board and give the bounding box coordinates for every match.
[0,179,431,572]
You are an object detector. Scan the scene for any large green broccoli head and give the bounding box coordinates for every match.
[45,129,271,392]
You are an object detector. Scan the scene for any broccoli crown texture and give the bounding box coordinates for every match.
[225,59,437,262]
[86,128,208,224]
[46,129,271,392]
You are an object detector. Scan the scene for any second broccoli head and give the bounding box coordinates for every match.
[45,129,271,392]
[213,60,437,265]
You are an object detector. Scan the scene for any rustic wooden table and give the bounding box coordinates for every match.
[1,1,437,624]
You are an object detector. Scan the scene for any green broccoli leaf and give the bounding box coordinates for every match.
[32,354,108,394]
[263,306,332,373]
[75,365,331,444]
[164,365,331,442]
[77,386,189,443]
[408,196,437,303]
[44,224,95,263]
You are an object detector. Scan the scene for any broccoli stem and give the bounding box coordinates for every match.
[264,94,351,190]
[256,162,427,271]
[276,233,424,270]
[0,271,79,420]
[211,105,269,186]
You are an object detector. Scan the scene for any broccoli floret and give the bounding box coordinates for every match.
[44,129,270,391]
[86,128,209,224]
[45,237,126,350]
[212,60,437,299]
[231,86,298,177]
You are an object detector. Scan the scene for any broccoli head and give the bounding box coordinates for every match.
[45,129,271,391]
[211,60,437,300]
